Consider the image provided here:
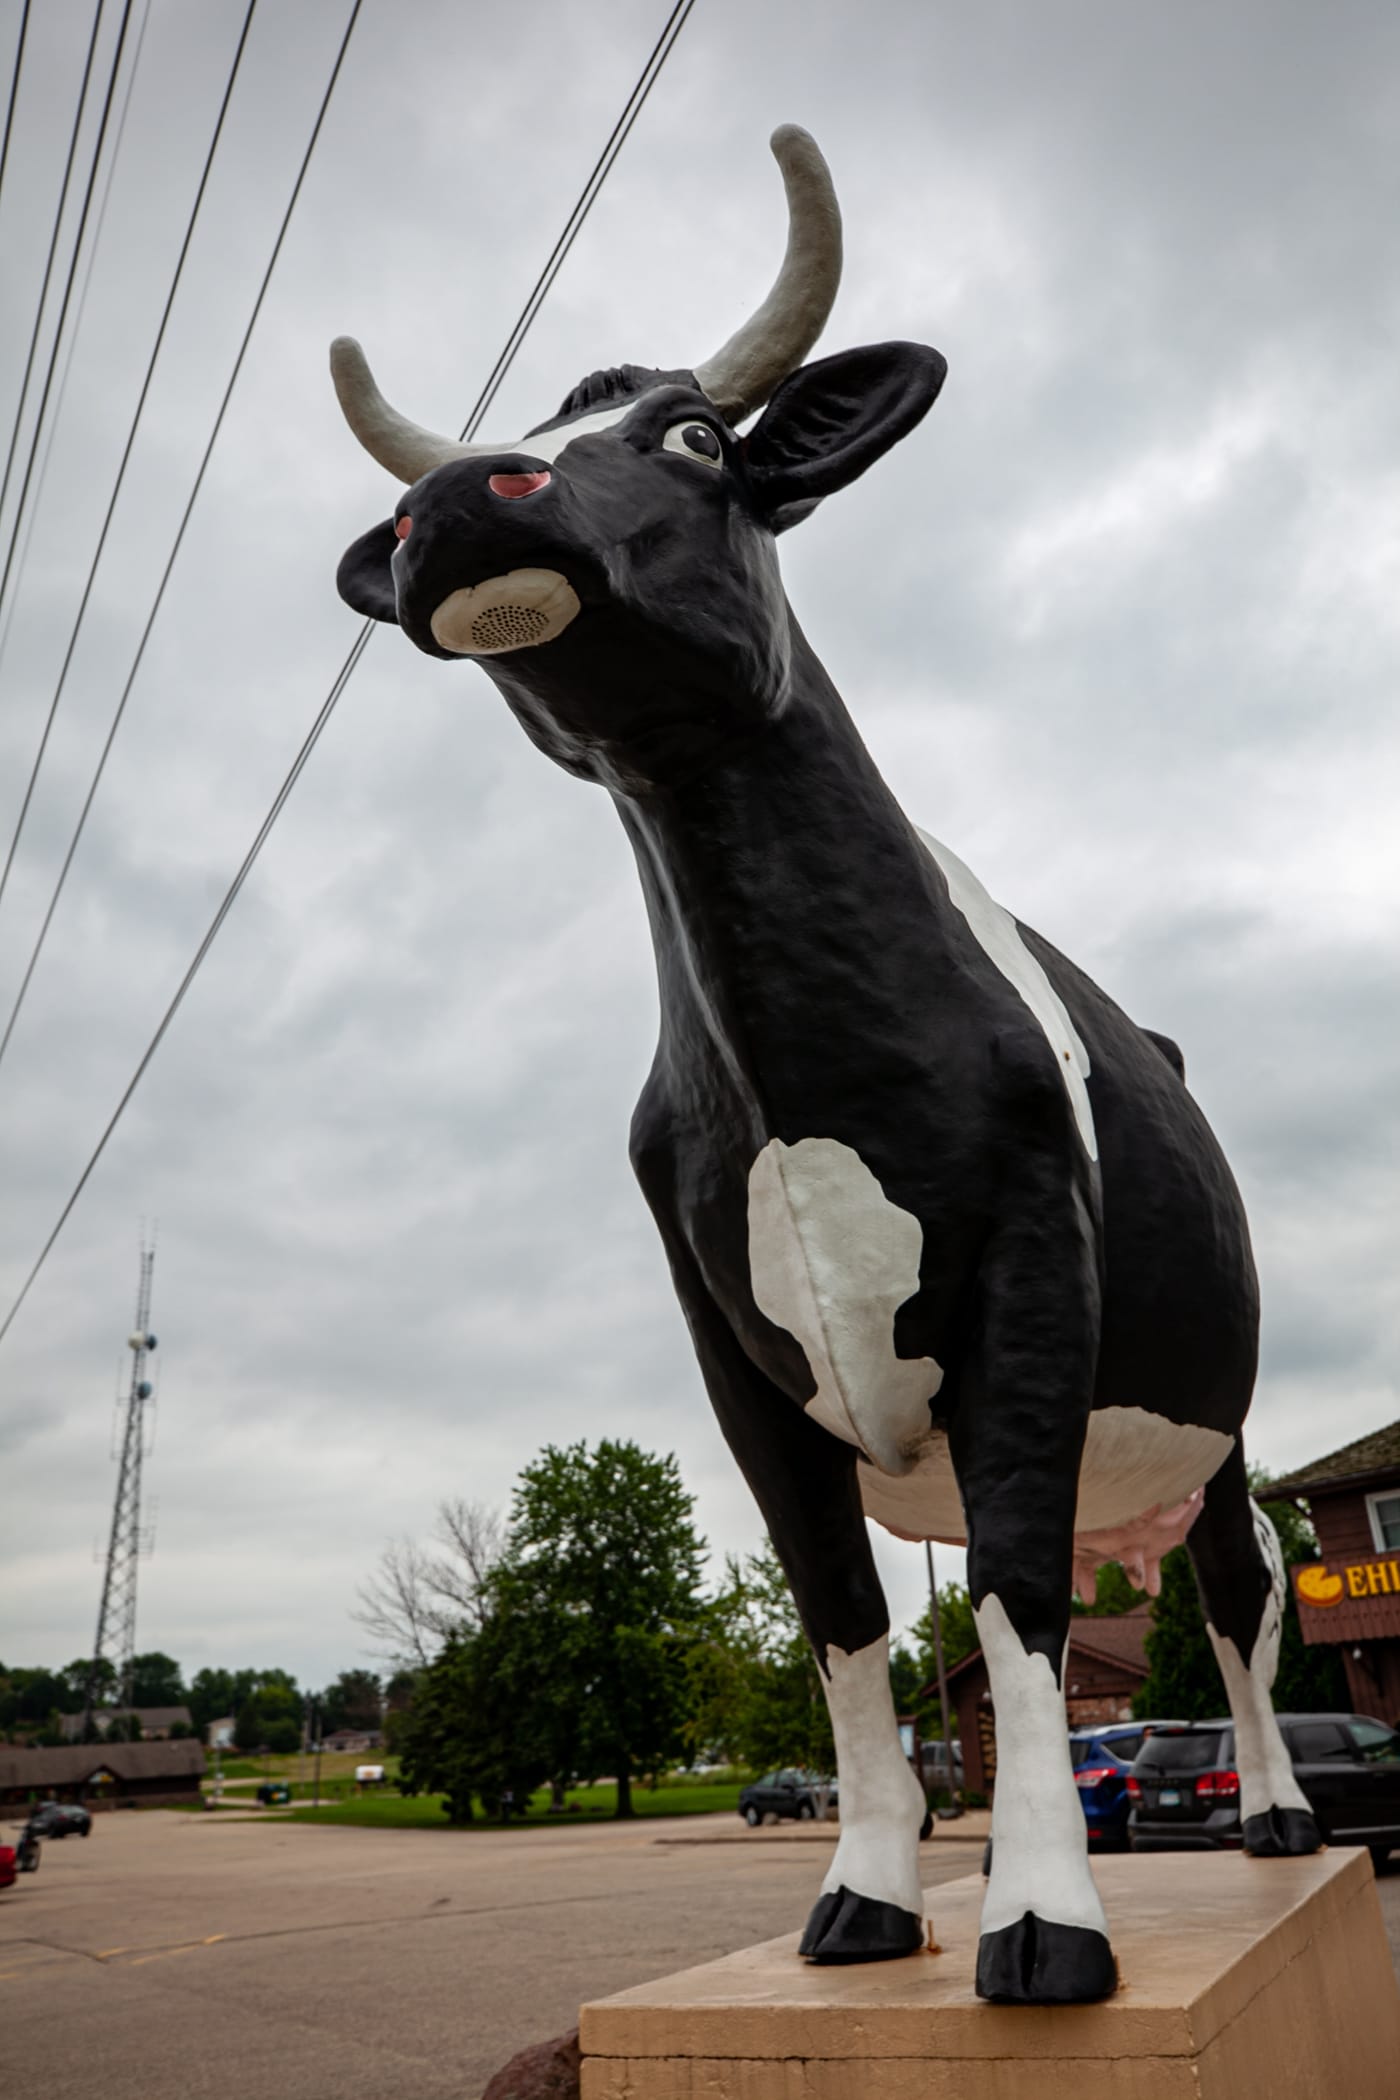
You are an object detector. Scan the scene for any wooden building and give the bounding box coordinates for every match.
[1269,1418,1400,1728]
[0,1738,205,1810]
[927,1610,1152,1797]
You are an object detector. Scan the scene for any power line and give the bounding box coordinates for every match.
[0,0,104,557]
[0,0,32,209]
[0,0,152,702]
[0,0,696,1348]
[0,0,360,1076]
[0,0,259,921]
[0,0,138,633]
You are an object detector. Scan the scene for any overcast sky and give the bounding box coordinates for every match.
[1,0,1396,1692]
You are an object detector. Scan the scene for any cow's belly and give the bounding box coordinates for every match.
[857,1408,1234,1546]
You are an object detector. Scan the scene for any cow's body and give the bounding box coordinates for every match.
[331,126,1321,2003]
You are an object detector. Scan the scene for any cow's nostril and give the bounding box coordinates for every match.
[395,516,412,539]
[489,471,552,500]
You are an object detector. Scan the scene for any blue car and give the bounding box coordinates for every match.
[1069,1723,1164,1846]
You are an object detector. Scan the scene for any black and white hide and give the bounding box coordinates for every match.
[331,126,1318,2004]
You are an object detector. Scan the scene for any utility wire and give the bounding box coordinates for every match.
[0,0,104,551]
[0,0,33,209]
[0,0,361,1077]
[0,0,695,1346]
[0,0,152,696]
[0,0,137,632]
[0,0,258,921]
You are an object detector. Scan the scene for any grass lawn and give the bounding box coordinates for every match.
[215,1751,392,1783]
[285,1777,746,1830]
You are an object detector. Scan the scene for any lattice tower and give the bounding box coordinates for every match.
[84,1245,158,1726]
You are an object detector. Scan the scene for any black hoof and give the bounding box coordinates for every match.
[1242,1806,1321,1857]
[976,1912,1117,2004]
[799,1886,924,1965]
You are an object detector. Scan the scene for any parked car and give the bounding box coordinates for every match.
[1070,1722,1167,1846]
[25,1803,90,1838]
[918,1739,965,1794]
[737,1769,838,1826]
[255,1782,292,1805]
[0,1843,15,1890]
[1128,1713,1400,1866]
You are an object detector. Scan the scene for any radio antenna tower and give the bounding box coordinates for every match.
[84,1241,159,1729]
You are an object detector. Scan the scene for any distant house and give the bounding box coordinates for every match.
[922,1610,1153,1798]
[206,1715,236,1750]
[1268,1418,1400,1728]
[320,1728,382,1754]
[0,1738,204,1810]
[57,1705,193,1744]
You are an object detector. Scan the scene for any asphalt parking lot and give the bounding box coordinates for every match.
[4,1811,1398,2100]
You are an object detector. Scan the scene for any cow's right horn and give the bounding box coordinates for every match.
[330,337,497,484]
[693,125,843,426]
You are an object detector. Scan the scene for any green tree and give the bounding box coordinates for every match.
[129,1652,186,1707]
[233,1677,303,1753]
[685,1542,835,1776]
[320,1670,383,1735]
[497,1440,707,1816]
[396,1624,551,1822]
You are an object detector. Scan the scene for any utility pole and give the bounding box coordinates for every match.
[924,1539,961,1816]
[84,1243,159,1733]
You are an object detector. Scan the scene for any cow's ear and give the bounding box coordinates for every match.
[744,343,946,532]
[337,520,401,622]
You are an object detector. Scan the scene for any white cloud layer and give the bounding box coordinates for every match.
[1,0,1396,1684]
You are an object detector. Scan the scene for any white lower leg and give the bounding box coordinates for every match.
[817,1633,926,1916]
[976,1593,1108,1938]
[1207,1508,1311,1824]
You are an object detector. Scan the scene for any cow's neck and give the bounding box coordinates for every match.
[615,620,941,1114]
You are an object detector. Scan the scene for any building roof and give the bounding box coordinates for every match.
[1265,1419,1400,1497]
[928,1608,1152,1699]
[0,1739,205,1789]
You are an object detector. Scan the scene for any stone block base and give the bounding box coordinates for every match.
[580,1849,1400,2098]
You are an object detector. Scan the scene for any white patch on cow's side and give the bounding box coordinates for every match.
[858,1404,1234,1545]
[917,829,1097,1161]
[1207,1505,1312,1826]
[817,1635,926,1918]
[518,401,639,464]
[747,1137,942,1473]
[976,1593,1109,1940]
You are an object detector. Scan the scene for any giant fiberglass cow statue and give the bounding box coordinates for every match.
[331,127,1319,2004]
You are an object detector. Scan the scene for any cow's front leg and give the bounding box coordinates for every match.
[952,1230,1117,2005]
[801,1623,930,1962]
[649,1230,927,1961]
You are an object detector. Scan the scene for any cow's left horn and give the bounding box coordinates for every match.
[693,125,843,425]
[330,337,497,483]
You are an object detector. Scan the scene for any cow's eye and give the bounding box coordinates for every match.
[662,420,724,469]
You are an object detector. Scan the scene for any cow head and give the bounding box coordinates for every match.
[333,127,945,789]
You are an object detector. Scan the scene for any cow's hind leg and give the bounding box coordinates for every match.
[1187,1443,1320,1855]
[953,1223,1117,2005]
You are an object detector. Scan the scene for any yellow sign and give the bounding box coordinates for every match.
[1296,1558,1400,1607]
[1296,1564,1344,1606]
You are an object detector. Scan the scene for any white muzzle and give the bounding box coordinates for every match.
[429,568,581,656]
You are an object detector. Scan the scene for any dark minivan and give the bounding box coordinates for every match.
[1128,1713,1400,1866]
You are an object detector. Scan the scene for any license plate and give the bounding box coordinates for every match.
[1159,1788,1181,1806]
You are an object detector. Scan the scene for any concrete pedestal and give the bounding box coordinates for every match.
[580,1849,1400,2098]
